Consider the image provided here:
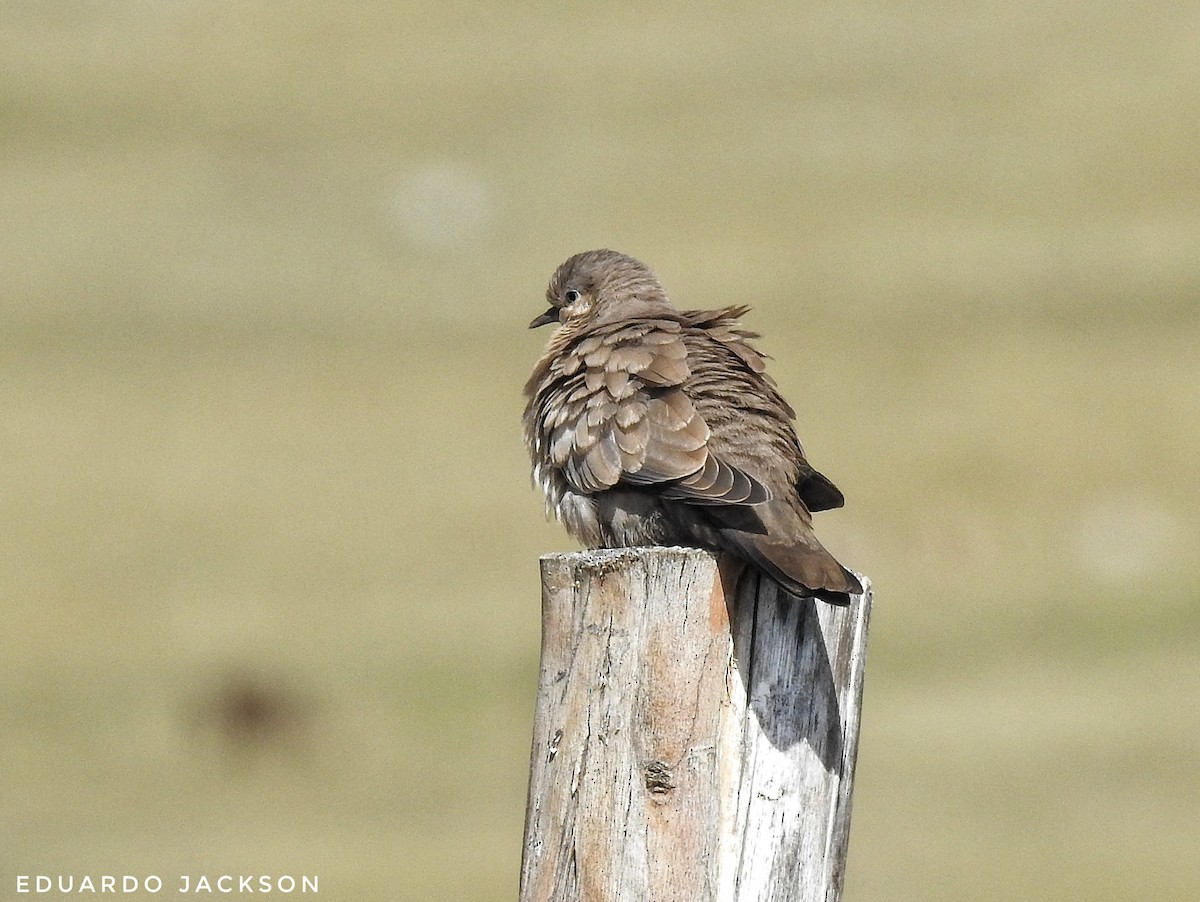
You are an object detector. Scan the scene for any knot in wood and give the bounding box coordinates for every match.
[644,760,675,794]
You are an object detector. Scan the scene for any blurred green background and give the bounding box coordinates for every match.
[3,2,1198,899]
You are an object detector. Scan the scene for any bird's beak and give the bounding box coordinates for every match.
[529,307,560,329]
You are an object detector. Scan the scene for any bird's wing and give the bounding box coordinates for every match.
[542,318,770,505]
[796,467,845,511]
[680,306,796,418]
[686,306,850,512]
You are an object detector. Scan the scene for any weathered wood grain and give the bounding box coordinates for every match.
[519,547,871,902]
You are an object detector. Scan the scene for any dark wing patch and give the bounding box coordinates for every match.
[797,468,845,512]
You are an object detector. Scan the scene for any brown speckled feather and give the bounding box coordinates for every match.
[524,249,860,604]
[528,315,768,505]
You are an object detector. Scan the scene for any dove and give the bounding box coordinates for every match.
[523,249,861,605]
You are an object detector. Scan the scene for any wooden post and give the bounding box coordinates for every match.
[519,547,872,902]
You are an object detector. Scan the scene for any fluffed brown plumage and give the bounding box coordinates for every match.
[523,249,861,605]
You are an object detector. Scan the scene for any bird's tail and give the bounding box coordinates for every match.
[715,501,861,606]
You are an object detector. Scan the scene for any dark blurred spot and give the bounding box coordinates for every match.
[192,669,311,754]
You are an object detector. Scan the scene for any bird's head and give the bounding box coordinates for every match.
[530,249,672,331]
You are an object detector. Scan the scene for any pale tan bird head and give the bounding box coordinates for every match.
[530,249,672,331]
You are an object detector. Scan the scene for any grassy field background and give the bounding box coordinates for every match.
[3,3,1198,899]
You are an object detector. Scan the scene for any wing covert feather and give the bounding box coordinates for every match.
[541,317,770,506]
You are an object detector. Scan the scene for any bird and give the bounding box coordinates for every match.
[523,249,861,605]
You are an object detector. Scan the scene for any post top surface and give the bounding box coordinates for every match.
[537,547,871,595]
[538,546,719,566]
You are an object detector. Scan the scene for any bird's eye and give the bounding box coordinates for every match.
[564,289,582,304]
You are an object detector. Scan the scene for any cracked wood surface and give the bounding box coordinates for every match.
[519,547,872,902]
